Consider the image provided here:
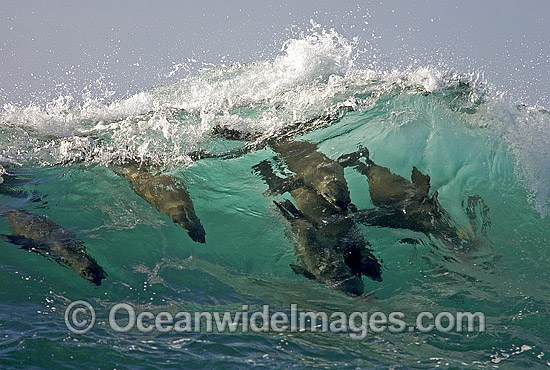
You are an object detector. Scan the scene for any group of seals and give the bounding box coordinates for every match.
[252,140,489,295]
[0,131,489,295]
[253,141,382,296]
[0,162,205,286]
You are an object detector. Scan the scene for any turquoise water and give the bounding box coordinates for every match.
[1,30,550,369]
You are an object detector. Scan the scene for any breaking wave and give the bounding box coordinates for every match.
[2,26,548,216]
[2,24,550,369]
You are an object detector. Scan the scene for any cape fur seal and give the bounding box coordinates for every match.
[253,141,382,296]
[0,209,107,285]
[338,148,489,252]
[112,162,206,244]
[270,140,352,212]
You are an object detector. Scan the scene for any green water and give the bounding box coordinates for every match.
[1,82,550,369]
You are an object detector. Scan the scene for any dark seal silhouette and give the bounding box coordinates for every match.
[254,140,382,296]
[112,161,206,243]
[1,209,107,285]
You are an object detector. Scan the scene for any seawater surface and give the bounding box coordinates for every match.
[1,28,550,369]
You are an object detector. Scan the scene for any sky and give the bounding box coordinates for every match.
[1,0,549,107]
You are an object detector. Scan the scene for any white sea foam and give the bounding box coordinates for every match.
[497,104,550,216]
[1,26,549,216]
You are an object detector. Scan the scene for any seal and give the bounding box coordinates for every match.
[253,141,382,296]
[0,209,107,285]
[112,162,206,243]
[338,147,490,252]
[270,140,352,212]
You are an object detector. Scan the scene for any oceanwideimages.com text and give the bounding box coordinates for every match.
[65,301,485,340]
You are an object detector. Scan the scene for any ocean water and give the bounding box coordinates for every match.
[1,28,550,369]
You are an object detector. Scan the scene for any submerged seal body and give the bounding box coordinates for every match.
[114,162,206,243]
[1,209,106,285]
[282,186,382,295]
[253,141,382,296]
[271,140,352,212]
[338,148,486,251]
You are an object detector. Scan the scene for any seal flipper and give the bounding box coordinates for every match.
[344,247,383,282]
[252,160,302,195]
[1,234,61,260]
[337,146,373,168]
[273,200,305,221]
[1,234,42,249]
[290,264,317,280]
[0,234,63,263]
[411,166,430,196]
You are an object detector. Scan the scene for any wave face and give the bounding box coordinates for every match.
[1,28,550,368]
